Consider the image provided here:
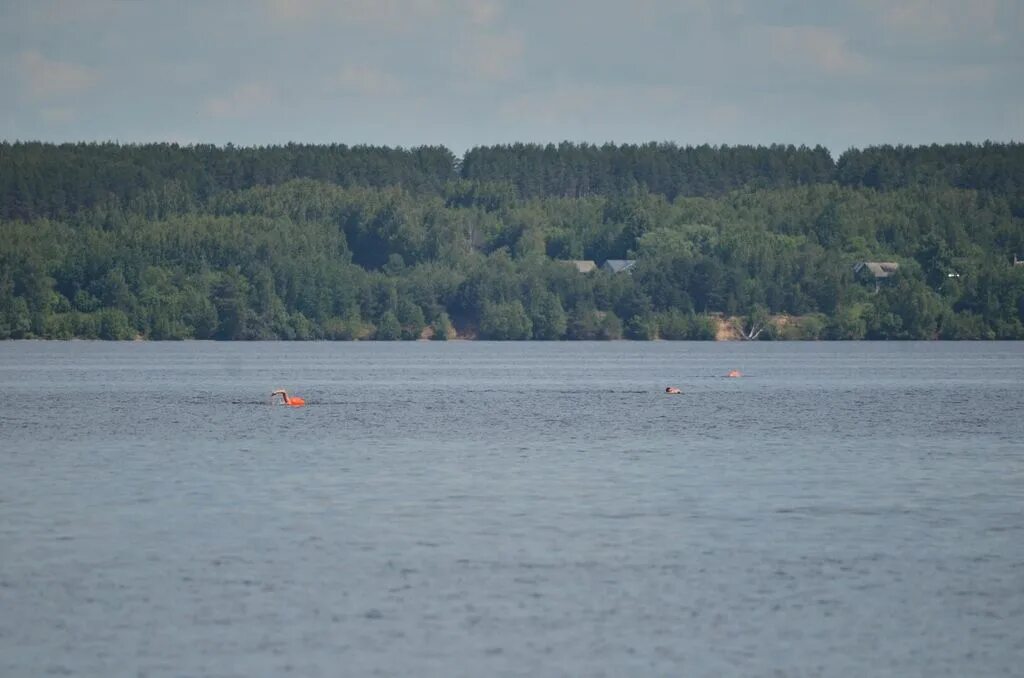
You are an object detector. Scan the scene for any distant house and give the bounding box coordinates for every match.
[854,261,900,292]
[563,260,597,273]
[602,259,636,274]
[1014,255,1024,267]
[853,261,899,279]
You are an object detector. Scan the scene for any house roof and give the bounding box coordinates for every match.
[602,259,636,273]
[563,260,597,273]
[854,261,900,278]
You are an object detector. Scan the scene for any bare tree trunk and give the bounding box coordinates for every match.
[733,316,767,340]
[740,322,766,340]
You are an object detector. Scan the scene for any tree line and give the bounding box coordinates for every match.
[1,141,1022,340]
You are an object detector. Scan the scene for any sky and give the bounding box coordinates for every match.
[1,0,1021,155]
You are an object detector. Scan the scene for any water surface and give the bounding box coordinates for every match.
[1,341,1022,677]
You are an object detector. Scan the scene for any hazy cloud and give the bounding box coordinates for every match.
[17,51,100,100]
[39,107,77,123]
[0,0,1020,150]
[30,0,124,25]
[328,65,403,96]
[264,0,320,21]
[464,31,524,81]
[264,0,504,33]
[500,83,681,126]
[264,0,446,26]
[761,26,871,76]
[204,83,278,118]
[923,65,993,85]
[464,0,503,27]
[866,0,1005,43]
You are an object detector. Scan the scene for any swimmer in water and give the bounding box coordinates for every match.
[665,387,681,394]
[271,389,306,407]
[727,370,742,378]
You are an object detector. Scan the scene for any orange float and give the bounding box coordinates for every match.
[727,370,742,378]
[271,390,306,407]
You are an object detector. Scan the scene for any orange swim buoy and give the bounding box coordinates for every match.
[727,370,742,378]
[271,390,305,407]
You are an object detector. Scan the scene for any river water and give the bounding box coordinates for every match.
[1,341,1022,677]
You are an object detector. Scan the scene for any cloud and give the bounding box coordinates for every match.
[264,0,321,21]
[40,107,77,123]
[464,0,501,26]
[464,31,524,81]
[925,65,993,85]
[328,65,402,96]
[263,0,504,31]
[761,26,871,76]
[264,0,445,25]
[17,51,100,100]
[204,83,277,118]
[27,0,124,25]
[865,0,1004,43]
[498,83,683,126]
[499,87,596,125]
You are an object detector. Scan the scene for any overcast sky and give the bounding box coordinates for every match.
[1,0,1021,155]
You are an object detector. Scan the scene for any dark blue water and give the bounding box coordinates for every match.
[1,341,1022,677]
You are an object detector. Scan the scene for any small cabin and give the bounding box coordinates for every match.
[601,259,636,274]
[853,261,900,280]
[563,260,597,273]
[1014,255,1024,267]
[854,261,899,292]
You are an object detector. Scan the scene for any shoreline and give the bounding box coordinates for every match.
[3,337,1020,343]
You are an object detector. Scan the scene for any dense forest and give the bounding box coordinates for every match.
[2,141,1023,340]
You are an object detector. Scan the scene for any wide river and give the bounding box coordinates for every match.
[1,341,1022,677]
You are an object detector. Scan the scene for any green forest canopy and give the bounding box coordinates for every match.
[1,141,1023,340]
